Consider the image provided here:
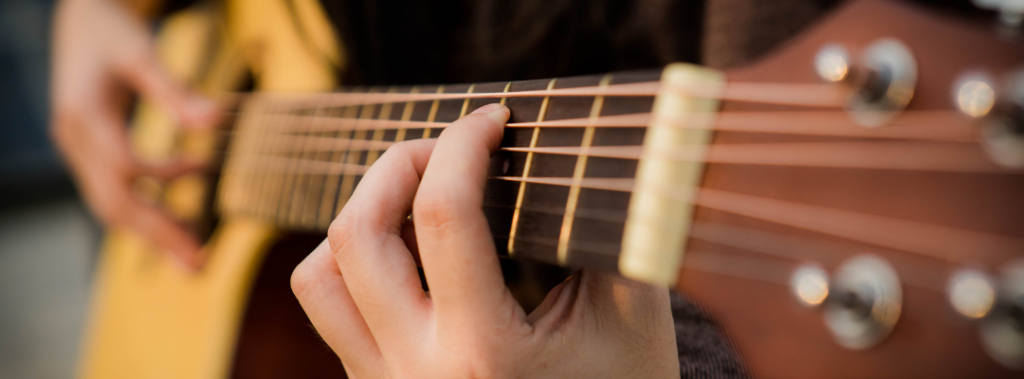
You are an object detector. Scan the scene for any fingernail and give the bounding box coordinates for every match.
[470,103,502,115]
[471,103,509,124]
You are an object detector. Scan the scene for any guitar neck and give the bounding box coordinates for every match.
[217,69,670,274]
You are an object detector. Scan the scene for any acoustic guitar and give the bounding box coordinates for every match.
[79,0,1024,378]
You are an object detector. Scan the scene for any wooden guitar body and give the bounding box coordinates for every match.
[79,1,340,378]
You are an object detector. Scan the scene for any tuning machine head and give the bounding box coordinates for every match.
[790,255,903,350]
[815,39,918,128]
[970,260,1024,370]
[970,69,1024,168]
[973,0,1024,28]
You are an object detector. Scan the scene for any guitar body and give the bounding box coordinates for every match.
[78,1,340,378]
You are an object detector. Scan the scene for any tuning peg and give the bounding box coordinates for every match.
[948,269,998,319]
[977,69,1024,167]
[789,255,903,350]
[791,264,830,307]
[973,0,1024,27]
[954,72,998,118]
[814,39,918,128]
[815,44,852,83]
[976,260,1024,370]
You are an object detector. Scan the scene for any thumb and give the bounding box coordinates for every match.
[116,50,220,129]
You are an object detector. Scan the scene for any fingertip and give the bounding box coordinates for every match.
[485,104,510,125]
[470,103,503,115]
[470,103,510,125]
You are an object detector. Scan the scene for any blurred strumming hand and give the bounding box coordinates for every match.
[50,0,218,270]
[292,104,680,379]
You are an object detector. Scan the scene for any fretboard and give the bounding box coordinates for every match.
[217,70,663,270]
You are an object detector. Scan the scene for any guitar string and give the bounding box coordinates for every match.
[213,109,977,143]
[228,81,849,108]
[209,88,1019,286]
[218,167,1024,269]
[216,140,1011,174]
[482,228,944,291]
[212,107,1024,267]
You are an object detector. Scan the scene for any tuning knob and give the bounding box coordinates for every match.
[814,39,918,128]
[973,0,1024,27]
[789,255,903,350]
[948,269,998,319]
[976,70,1024,167]
[791,264,830,307]
[978,260,1024,370]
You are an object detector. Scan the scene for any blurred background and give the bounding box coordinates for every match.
[0,0,99,378]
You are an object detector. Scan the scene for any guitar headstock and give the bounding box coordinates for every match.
[675,0,1024,377]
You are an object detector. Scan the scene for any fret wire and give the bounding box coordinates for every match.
[285,101,328,227]
[508,78,557,256]
[422,86,445,138]
[277,99,323,226]
[263,106,300,221]
[335,100,379,216]
[241,104,269,218]
[499,82,512,105]
[459,84,476,118]
[317,104,360,228]
[217,99,256,216]
[395,86,418,143]
[365,86,398,166]
[557,74,613,265]
[256,106,292,219]
[299,104,331,228]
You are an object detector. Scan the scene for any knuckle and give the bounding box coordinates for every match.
[290,260,316,299]
[412,193,461,237]
[382,140,415,160]
[326,211,360,258]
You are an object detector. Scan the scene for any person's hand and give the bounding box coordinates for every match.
[291,103,680,378]
[51,0,219,269]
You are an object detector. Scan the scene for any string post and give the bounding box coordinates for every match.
[822,255,902,350]
[978,259,1024,370]
[845,39,918,127]
[948,269,997,319]
[618,63,722,286]
[815,44,852,83]
[981,70,1024,168]
[791,264,831,307]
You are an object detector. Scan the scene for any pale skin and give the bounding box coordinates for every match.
[292,103,681,378]
[51,0,218,269]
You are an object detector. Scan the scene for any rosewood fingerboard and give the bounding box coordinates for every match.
[218,70,662,272]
